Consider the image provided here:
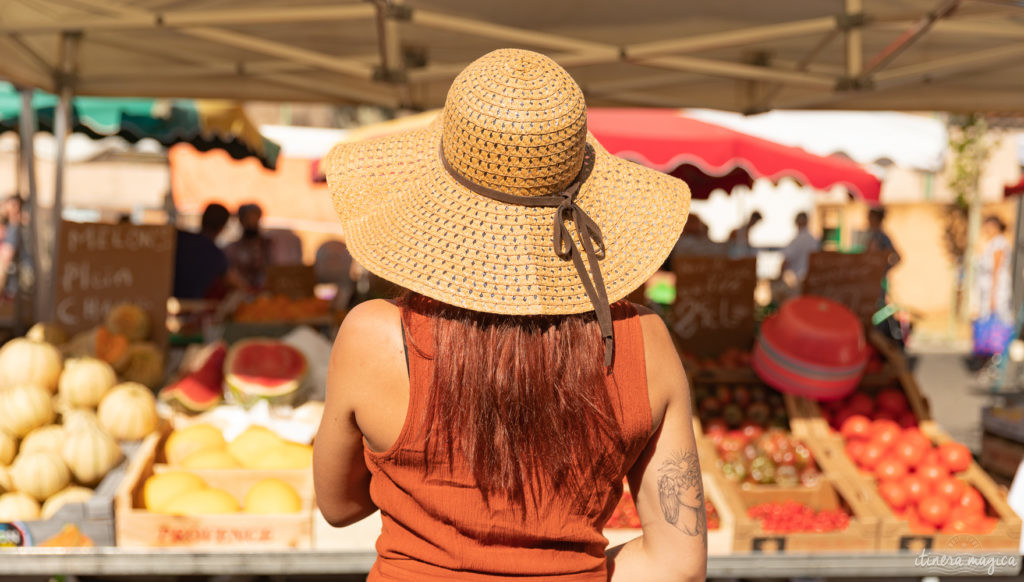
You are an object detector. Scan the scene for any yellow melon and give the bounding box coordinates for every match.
[41,486,93,520]
[164,423,226,465]
[179,447,242,470]
[227,425,284,468]
[244,478,302,514]
[248,443,313,470]
[162,488,239,515]
[143,471,207,512]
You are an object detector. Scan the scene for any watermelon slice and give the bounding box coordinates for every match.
[224,339,307,408]
[159,342,227,413]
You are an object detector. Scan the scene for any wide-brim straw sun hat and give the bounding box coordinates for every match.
[324,48,690,364]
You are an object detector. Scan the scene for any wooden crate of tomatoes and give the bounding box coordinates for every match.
[809,413,1021,551]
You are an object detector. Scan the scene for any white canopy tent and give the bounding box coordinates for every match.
[0,0,1023,113]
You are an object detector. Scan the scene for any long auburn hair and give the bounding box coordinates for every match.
[397,291,626,510]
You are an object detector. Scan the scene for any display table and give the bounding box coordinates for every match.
[1,549,1021,577]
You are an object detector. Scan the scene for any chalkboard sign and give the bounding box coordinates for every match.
[671,256,757,357]
[802,251,889,322]
[266,264,316,299]
[54,221,176,344]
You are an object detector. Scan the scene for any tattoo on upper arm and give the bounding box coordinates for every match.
[657,449,707,547]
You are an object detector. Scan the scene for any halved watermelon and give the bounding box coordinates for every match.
[224,339,306,408]
[159,342,227,413]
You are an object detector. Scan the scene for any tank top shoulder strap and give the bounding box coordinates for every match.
[609,301,652,440]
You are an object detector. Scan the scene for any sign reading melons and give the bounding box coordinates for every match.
[55,221,176,343]
[802,251,890,322]
[671,256,757,357]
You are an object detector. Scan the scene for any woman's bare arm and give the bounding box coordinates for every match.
[606,309,707,582]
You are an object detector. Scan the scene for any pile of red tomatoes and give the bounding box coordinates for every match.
[746,501,850,533]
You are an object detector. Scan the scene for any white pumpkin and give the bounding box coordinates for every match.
[0,430,15,465]
[0,465,12,493]
[41,485,93,520]
[58,357,117,409]
[0,339,63,392]
[98,382,158,441]
[0,491,40,521]
[62,408,102,433]
[20,425,67,455]
[0,384,55,437]
[11,451,71,501]
[62,425,123,486]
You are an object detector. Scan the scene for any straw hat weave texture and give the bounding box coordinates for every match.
[325,49,690,317]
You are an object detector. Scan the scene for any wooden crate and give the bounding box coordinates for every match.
[115,430,314,549]
[810,421,1022,552]
[601,472,736,556]
[699,438,877,553]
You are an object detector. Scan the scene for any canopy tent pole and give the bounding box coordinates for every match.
[46,31,81,321]
[16,86,38,332]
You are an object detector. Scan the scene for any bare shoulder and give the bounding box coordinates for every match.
[330,299,405,393]
[630,303,688,430]
[631,303,676,361]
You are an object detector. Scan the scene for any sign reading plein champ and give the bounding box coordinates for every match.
[671,256,757,357]
[55,221,176,344]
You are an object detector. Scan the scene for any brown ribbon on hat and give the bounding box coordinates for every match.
[440,143,615,367]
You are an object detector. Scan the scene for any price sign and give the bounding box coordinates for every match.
[802,251,889,322]
[54,221,175,344]
[671,256,757,356]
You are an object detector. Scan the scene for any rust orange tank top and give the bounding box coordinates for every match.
[363,302,651,581]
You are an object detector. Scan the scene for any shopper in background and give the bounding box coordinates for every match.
[173,203,232,299]
[780,212,819,282]
[728,210,762,259]
[0,195,26,298]
[226,203,273,290]
[865,207,901,270]
[314,49,705,581]
[972,215,1014,361]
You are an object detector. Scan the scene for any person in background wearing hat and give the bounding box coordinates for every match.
[313,50,704,581]
[226,203,273,290]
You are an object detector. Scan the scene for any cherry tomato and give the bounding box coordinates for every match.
[859,442,887,469]
[840,415,872,441]
[958,486,986,516]
[878,480,909,510]
[900,427,932,449]
[870,419,902,449]
[917,462,950,483]
[937,442,972,473]
[846,440,867,465]
[918,496,951,527]
[901,475,929,503]
[893,439,926,466]
[875,457,909,481]
[846,392,875,417]
[897,411,918,428]
[932,476,967,504]
[876,388,910,414]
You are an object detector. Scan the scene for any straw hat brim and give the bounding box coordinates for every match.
[324,118,690,316]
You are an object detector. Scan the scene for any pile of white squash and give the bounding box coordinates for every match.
[0,336,159,522]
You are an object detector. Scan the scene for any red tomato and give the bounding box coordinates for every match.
[897,411,918,428]
[948,505,982,525]
[921,449,941,465]
[902,475,929,503]
[918,496,951,527]
[973,517,998,534]
[917,462,951,483]
[847,392,875,417]
[900,427,932,449]
[740,421,764,441]
[942,519,974,534]
[845,440,867,465]
[870,419,902,448]
[705,418,728,435]
[937,442,972,473]
[859,442,887,470]
[933,477,967,504]
[878,480,909,510]
[893,439,926,467]
[840,415,873,441]
[875,457,909,481]
[958,486,986,516]
[876,388,910,414]
[873,410,899,423]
